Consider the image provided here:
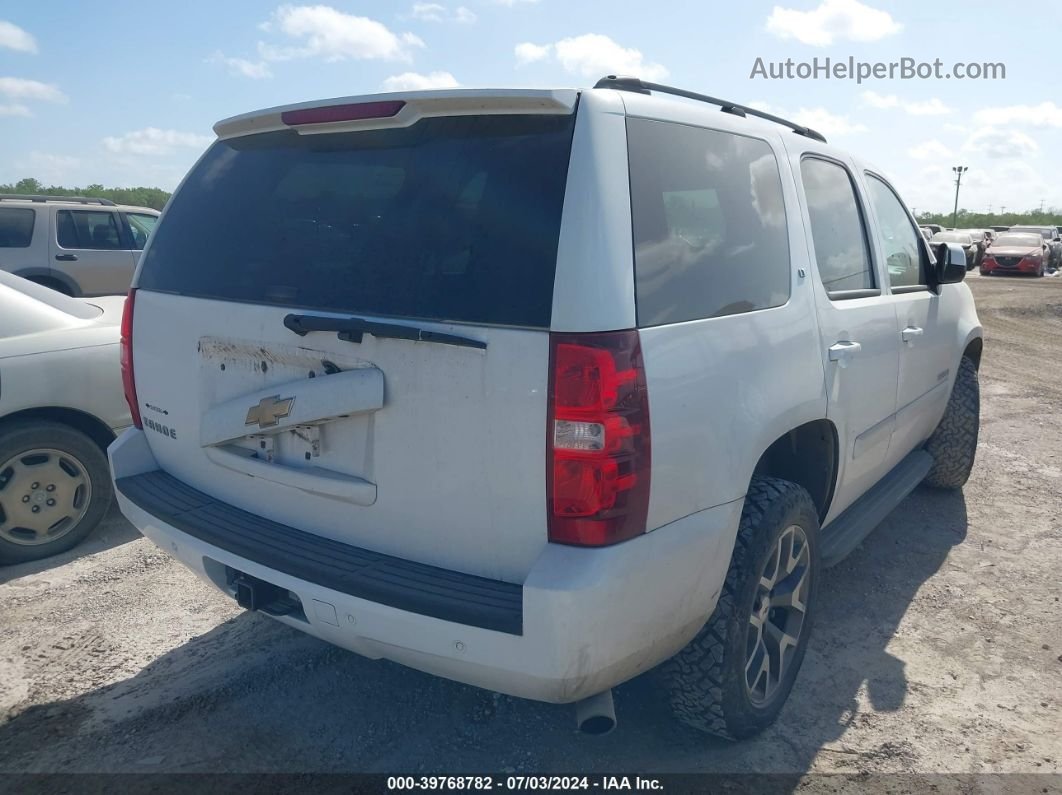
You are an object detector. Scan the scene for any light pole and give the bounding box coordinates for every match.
[952,166,968,228]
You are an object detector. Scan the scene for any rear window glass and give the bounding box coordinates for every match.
[627,118,790,326]
[138,114,577,328]
[0,207,35,248]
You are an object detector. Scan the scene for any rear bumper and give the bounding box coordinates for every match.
[109,428,741,703]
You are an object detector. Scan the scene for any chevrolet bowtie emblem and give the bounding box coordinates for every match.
[245,395,295,429]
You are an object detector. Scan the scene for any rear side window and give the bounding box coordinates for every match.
[138,114,576,328]
[57,210,123,250]
[800,158,875,295]
[628,118,790,325]
[0,208,35,247]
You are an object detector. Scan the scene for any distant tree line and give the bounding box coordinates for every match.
[917,208,1062,228]
[0,177,170,211]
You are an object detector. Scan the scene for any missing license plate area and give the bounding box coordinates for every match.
[245,424,320,464]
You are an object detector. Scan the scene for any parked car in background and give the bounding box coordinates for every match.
[931,230,979,269]
[980,232,1050,277]
[919,226,934,241]
[110,79,982,740]
[0,271,130,563]
[991,225,1010,233]
[1008,225,1062,270]
[0,195,159,297]
[923,223,943,235]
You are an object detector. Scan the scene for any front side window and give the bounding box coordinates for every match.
[800,158,875,295]
[56,210,123,250]
[125,213,158,249]
[628,118,790,326]
[865,175,925,288]
[0,207,35,248]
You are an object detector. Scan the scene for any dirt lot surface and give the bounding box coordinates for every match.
[1,273,1061,784]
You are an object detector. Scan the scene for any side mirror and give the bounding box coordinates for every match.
[932,242,967,285]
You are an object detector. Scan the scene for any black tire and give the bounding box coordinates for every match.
[0,421,113,565]
[661,477,820,739]
[923,356,980,489]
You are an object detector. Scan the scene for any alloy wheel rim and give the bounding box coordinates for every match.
[0,448,92,546]
[744,524,811,706]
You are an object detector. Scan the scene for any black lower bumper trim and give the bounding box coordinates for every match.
[116,470,523,635]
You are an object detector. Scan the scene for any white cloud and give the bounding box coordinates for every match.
[102,128,213,156]
[208,51,273,79]
[515,42,551,64]
[0,77,66,103]
[488,0,539,5]
[16,151,81,183]
[406,3,476,23]
[258,5,423,63]
[906,98,950,116]
[0,20,36,53]
[909,140,951,160]
[516,34,667,80]
[766,0,902,46]
[753,101,866,136]
[973,101,1062,129]
[410,3,446,21]
[908,140,953,160]
[860,90,898,109]
[861,91,951,116]
[791,107,867,136]
[381,71,459,91]
[963,127,1039,159]
[0,102,31,117]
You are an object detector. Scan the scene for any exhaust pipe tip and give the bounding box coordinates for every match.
[575,689,616,736]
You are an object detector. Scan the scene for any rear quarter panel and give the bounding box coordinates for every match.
[615,96,829,529]
[0,338,129,432]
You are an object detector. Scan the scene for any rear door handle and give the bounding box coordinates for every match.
[901,326,924,344]
[828,341,862,368]
[55,254,78,262]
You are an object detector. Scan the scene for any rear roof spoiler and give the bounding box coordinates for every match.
[213,88,580,140]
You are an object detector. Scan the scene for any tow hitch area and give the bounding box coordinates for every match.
[229,569,304,619]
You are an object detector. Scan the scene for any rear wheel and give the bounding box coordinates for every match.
[923,356,980,489]
[0,422,113,564]
[662,477,820,739]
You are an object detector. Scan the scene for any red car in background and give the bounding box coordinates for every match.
[980,232,1050,277]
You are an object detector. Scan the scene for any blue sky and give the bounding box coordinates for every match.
[2,0,1060,214]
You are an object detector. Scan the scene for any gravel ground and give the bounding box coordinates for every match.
[1,272,1061,782]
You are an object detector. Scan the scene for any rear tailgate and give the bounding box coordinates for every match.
[130,95,578,584]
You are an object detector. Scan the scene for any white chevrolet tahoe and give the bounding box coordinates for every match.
[109,77,982,739]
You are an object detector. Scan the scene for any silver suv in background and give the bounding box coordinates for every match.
[0,195,159,296]
[110,78,982,739]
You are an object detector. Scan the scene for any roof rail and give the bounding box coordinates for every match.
[0,194,117,206]
[593,75,828,144]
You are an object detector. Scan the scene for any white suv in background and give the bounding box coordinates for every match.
[0,194,159,296]
[109,77,982,739]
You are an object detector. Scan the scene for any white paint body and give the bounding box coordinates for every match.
[109,87,982,703]
[0,272,131,433]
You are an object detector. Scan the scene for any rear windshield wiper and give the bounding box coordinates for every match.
[283,313,487,351]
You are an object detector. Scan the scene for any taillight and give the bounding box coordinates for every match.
[281,101,405,126]
[120,289,142,429]
[547,330,651,546]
